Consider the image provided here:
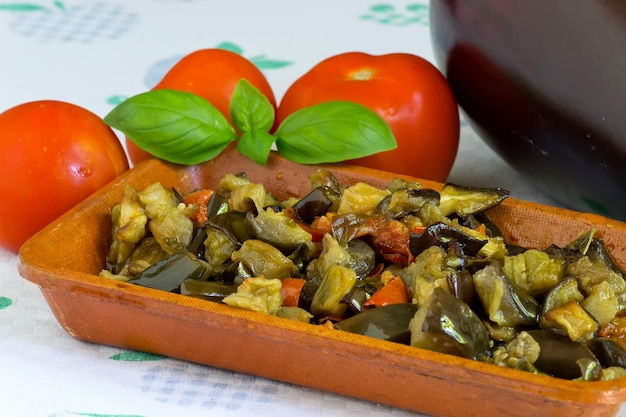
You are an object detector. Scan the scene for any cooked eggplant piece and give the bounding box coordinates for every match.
[311,264,357,317]
[438,183,510,217]
[541,300,599,342]
[566,254,626,311]
[106,186,148,273]
[587,337,626,369]
[217,172,252,192]
[206,191,229,217]
[483,321,519,343]
[526,329,600,380]
[346,238,376,279]
[335,303,420,344]
[541,276,584,315]
[230,239,298,280]
[331,212,388,244]
[126,236,168,276]
[138,183,195,254]
[337,182,390,215]
[473,262,540,327]
[222,276,282,315]
[377,188,440,219]
[207,211,254,246]
[409,222,488,258]
[502,249,565,298]
[245,208,317,257]
[309,169,343,196]
[491,330,540,371]
[409,287,491,361]
[277,306,313,323]
[180,279,237,302]
[402,245,457,308]
[292,186,340,224]
[446,269,475,306]
[203,227,237,275]
[130,251,210,292]
[581,281,619,326]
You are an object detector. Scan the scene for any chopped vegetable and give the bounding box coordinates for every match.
[100,169,626,381]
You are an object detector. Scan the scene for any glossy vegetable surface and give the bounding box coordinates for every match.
[99,163,626,382]
[125,48,277,165]
[276,52,460,182]
[0,100,129,252]
[430,1,626,219]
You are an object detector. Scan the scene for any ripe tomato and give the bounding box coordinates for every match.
[126,48,277,165]
[276,52,460,182]
[0,100,129,252]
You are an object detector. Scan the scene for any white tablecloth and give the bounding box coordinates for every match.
[0,1,561,416]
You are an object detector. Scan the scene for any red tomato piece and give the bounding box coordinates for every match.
[364,276,410,307]
[183,189,214,226]
[280,278,306,307]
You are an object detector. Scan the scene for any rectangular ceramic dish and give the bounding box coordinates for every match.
[18,147,626,417]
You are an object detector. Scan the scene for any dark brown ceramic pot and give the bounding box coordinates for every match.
[430,0,626,220]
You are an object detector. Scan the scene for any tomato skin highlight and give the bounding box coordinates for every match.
[363,276,410,307]
[125,48,277,165]
[280,278,306,307]
[276,52,460,182]
[0,100,129,252]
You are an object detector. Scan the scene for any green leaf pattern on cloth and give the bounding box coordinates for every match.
[109,351,166,362]
[0,296,12,309]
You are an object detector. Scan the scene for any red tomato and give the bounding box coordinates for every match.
[0,100,129,252]
[126,48,277,165]
[363,276,410,307]
[280,278,306,307]
[276,52,460,182]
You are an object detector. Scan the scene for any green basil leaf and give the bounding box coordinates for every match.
[230,79,275,134]
[104,89,237,165]
[274,101,397,164]
[236,130,276,165]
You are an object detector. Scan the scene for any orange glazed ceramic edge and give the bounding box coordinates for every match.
[17,146,626,417]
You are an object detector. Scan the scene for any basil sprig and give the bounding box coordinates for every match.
[104,79,397,166]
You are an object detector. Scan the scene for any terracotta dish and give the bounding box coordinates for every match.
[18,147,626,417]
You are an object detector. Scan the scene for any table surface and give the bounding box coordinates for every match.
[0,1,562,416]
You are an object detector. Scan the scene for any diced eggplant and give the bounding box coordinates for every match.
[230,239,298,280]
[180,279,237,302]
[409,287,491,361]
[245,208,317,257]
[311,264,357,317]
[541,300,599,342]
[130,251,210,292]
[207,211,254,246]
[335,303,420,344]
[409,222,488,258]
[526,329,600,380]
[438,183,510,217]
[542,276,584,315]
[502,249,565,298]
[446,269,475,306]
[126,236,168,276]
[377,188,440,219]
[292,186,340,224]
[473,262,540,327]
[587,337,626,369]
